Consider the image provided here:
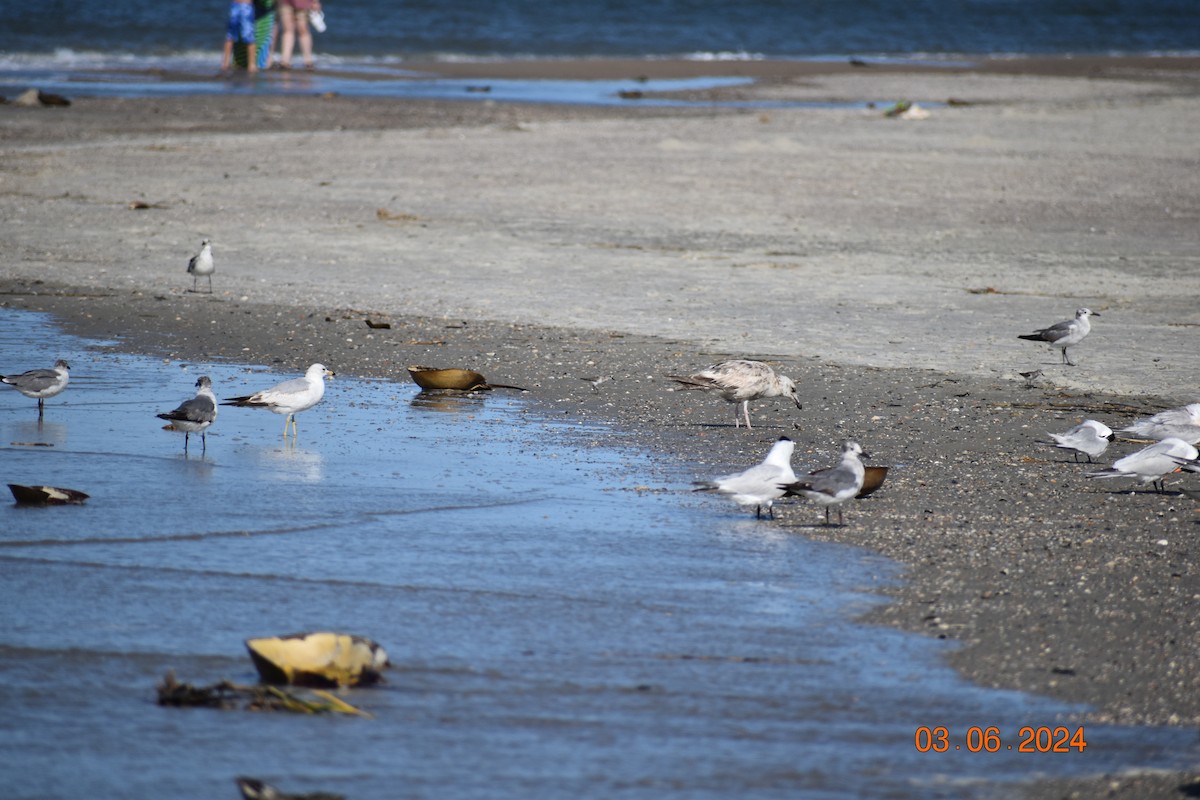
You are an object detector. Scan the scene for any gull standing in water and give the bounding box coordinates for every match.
[779,441,869,526]
[187,239,214,293]
[222,363,334,437]
[1018,308,1098,366]
[157,375,218,453]
[668,359,802,429]
[693,436,796,519]
[1045,419,1114,463]
[1119,403,1200,445]
[0,359,70,417]
[1087,437,1197,493]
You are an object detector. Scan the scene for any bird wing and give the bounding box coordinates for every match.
[3,368,60,392]
[161,395,217,424]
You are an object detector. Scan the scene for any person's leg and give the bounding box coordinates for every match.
[247,42,257,72]
[279,5,296,67]
[297,10,313,68]
[221,39,234,72]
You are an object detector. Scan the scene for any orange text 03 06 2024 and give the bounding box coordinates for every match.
[914,726,1087,753]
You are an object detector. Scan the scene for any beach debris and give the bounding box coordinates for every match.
[8,483,89,505]
[884,100,930,120]
[245,632,390,688]
[11,88,71,107]
[364,318,392,329]
[464,85,492,93]
[375,208,420,223]
[236,776,345,800]
[155,671,371,716]
[946,97,973,106]
[618,89,645,100]
[408,365,526,393]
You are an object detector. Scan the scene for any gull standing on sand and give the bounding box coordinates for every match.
[1119,403,1200,445]
[1045,419,1114,463]
[0,359,70,417]
[221,363,333,437]
[187,239,214,293]
[157,375,218,453]
[1018,308,1098,367]
[668,359,802,429]
[693,436,796,519]
[780,441,869,526]
[1086,437,1198,493]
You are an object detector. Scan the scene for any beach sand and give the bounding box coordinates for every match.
[3,56,1200,797]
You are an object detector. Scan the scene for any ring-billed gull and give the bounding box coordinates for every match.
[780,441,869,526]
[1018,308,1098,367]
[693,436,796,519]
[668,359,802,429]
[222,363,333,437]
[1119,403,1200,445]
[157,375,218,453]
[1086,437,1197,493]
[187,239,214,293]
[1045,419,1114,463]
[1,359,70,417]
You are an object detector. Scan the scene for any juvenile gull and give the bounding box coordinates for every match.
[780,440,869,526]
[1119,403,1200,445]
[1045,419,1114,463]
[668,359,802,429]
[0,359,70,417]
[187,239,214,293]
[157,375,218,453]
[693,436,796,519]
[221,363,333,437]
[1018,308,1098,367]
[1086,437,1198,493]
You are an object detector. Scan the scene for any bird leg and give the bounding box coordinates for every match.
[740,400,753,429]
[1062,349,1076,367]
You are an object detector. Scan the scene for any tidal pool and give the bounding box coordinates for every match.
[0,308,1194,799]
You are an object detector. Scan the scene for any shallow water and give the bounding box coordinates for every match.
[0,307,1196,800]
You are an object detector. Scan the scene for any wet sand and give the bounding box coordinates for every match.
[3,56,1200,797]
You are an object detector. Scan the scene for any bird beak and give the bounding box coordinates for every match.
[793,396,803,410]
[1091,311,1101,316]
[861,450,872,460]
[326,369,336,379]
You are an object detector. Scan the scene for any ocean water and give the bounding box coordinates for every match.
[1,0,1197,103]
[2,307,1199,799]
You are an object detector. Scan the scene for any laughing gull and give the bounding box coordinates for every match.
[1119,403,1200,445]
[222,363,333,437]
[693,436,796,519]
[668,359,803,429]
[780,440,869,526]
[0,359,70,417]
[1087,437,1198,493]
[1046,419,1114,463]
[187,239,214,293]
[157,375,218,453]
[1018,308,1098,366]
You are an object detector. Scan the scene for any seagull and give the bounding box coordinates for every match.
[221,363,333,437]
[780,441,869,526]
[1087,437,1198,493]
[1018,308,1098,366]
[187,239,214,293]
[157,375,218,453]
[1045,419,1114,463]
[1119,403,1200,445]
[0,359,70,417]
[667,359,803,429]
[693,436,796,519]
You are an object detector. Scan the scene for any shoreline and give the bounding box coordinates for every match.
[3,56,1200,797]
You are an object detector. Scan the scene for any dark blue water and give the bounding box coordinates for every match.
[4,0,1199,62]
[2,307,1199,799]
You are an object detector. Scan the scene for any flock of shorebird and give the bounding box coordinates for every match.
[668,306,1200,524]
[3,256,1194,525]
[0,358,333,454]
